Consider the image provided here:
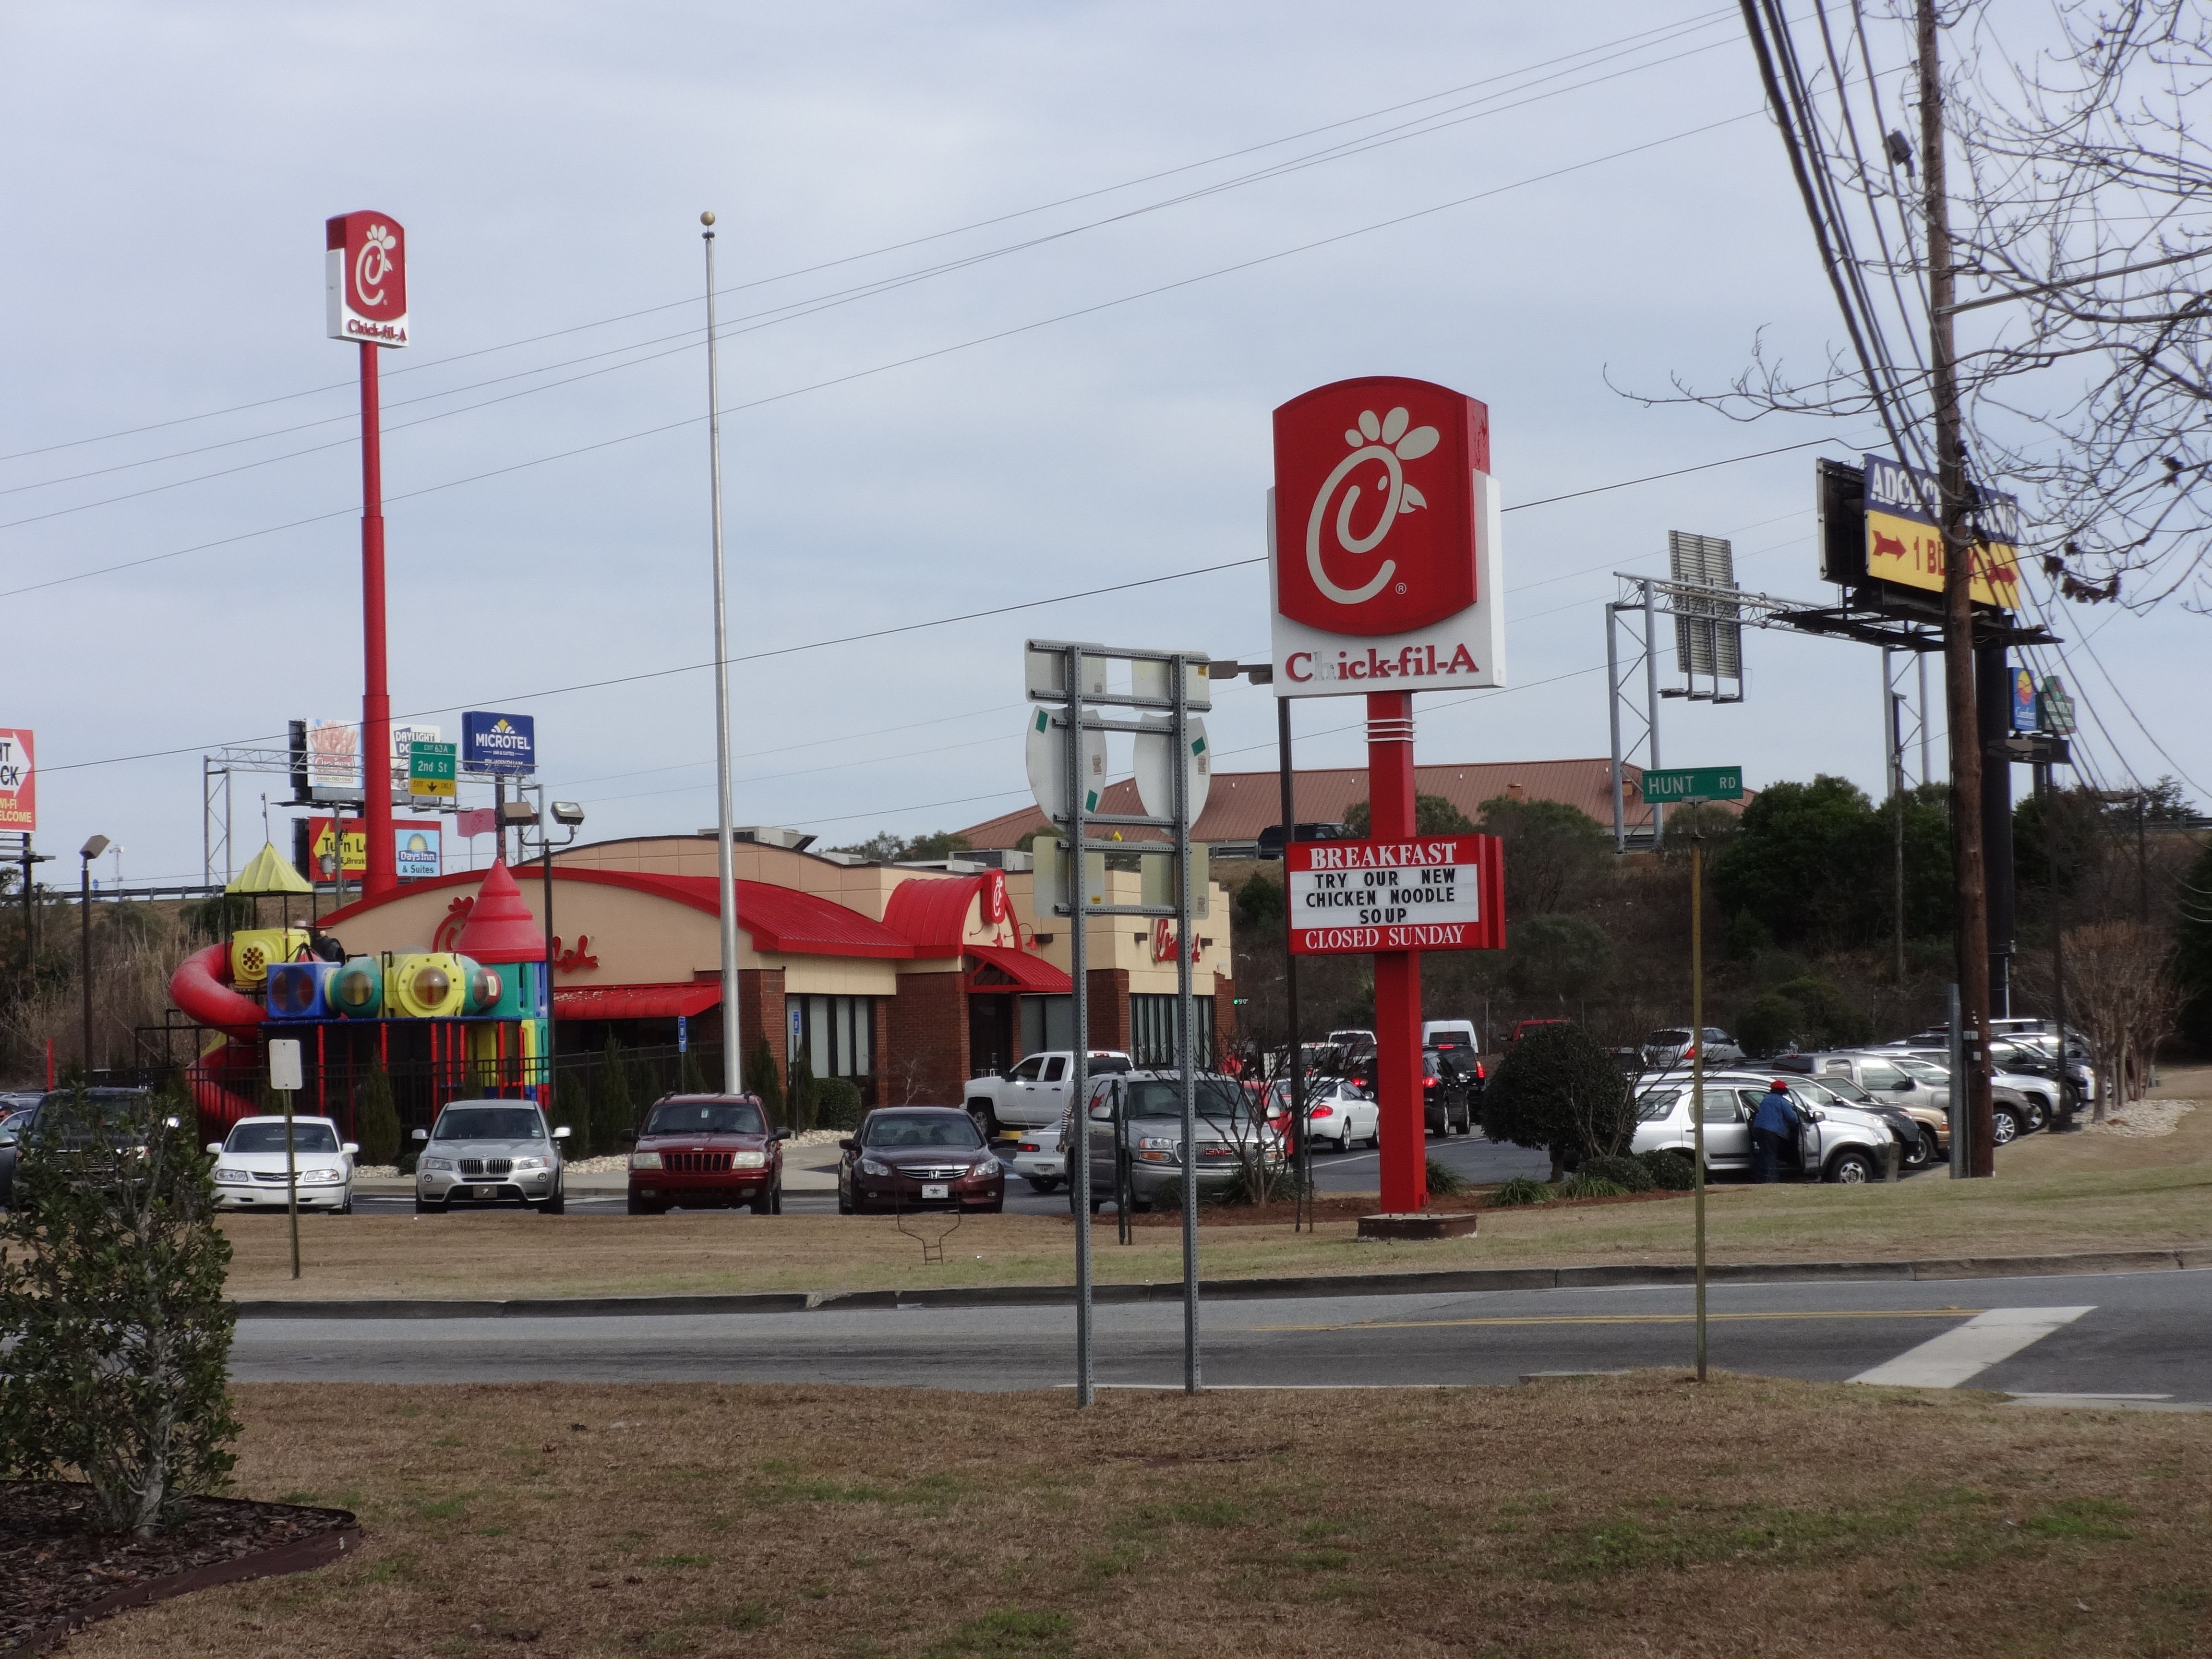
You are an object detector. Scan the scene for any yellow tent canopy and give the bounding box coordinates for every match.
[227,842,313,896]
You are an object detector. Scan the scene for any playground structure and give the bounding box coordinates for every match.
[167,855,547,1142]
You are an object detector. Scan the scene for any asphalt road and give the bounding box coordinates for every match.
[231,1266,2212,1403]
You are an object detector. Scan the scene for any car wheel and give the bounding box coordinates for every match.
[770,1182,783,1215]
[1825,1150,1876,1184]
[1336,1126,1351,1153]
[982,1200,1004,1214]
[1992,1107,2020,1146]
[750,1184,775,1215]
[838,1187,854,1216]
[1905,1129,1936,1169]
[413,1194,445,1214]
[1026,1176,1061,1194]
[626,1193,664,1215]
[968,1101,1000,1140]
[538,1187,565,1215]
[339,1194,354,1214]
[2023,1094,2050,1132]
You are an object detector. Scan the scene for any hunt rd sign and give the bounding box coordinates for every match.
[1286,835,1506,956]
[1641,766,1743,805]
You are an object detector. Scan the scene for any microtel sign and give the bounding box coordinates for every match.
[1267,376,1506,697]
[462,711,535,776]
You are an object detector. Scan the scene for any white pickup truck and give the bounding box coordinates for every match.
[966,1051,1132,1135]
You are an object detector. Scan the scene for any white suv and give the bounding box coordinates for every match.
[1630,1071,1899,1183]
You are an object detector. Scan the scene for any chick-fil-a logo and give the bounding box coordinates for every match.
[1273,378,1488,637]
[354,223,400,310]
[326,211,409,346]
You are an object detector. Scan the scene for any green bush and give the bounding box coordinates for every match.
[1637,1148,1698,1190]
[1488,1176,1555,1208]
[1736,974,1874,1057]
[593,1034,635,1155]
[788,1055,818,1134]
[747,1036,785,1129]
[815,1078,865,1132]
[1557,1173,1629,1200]
[1479,1022,1634,1174]
[1424,1157,1467,1196]
[0,1087,240,1535]
[1575,1154,1653,1193]
[355,1062,401,1166]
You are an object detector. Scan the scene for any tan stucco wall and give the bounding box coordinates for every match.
[1008,868,1233,989]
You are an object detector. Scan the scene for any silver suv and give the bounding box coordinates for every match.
[1064,1070,1282,1212]
[1629,1071,1900,1183]
[413,1100,570,1213]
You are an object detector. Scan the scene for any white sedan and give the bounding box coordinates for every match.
[1010,1125,1065,1193]
[1298,1078,1380,1153]
[208,1115,358,1213]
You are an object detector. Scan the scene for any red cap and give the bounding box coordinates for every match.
[454,861,543,964]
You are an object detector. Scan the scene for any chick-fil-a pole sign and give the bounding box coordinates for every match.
[1268,377,1504,696]
[1286,834,1506,955]
[326,212,409,346]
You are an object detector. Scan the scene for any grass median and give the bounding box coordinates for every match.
[64,1374,2212,1659]
[223,1070,2212,1303]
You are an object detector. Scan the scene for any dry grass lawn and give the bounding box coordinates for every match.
[62,1376,2212,1659]
[224,1068,2212,1303]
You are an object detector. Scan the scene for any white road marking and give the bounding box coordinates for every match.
[1849,1305,2093,1389]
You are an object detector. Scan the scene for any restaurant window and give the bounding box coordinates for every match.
[1019,994,1076,1056]
[790,995,874,1081]
[1130,994,1215,1069]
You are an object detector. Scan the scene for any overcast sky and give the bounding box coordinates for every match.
[5,0,2204,889]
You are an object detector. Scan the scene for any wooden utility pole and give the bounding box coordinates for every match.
[1919,0,1997,1176]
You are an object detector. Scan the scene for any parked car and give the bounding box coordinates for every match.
[0,1088,156,1208]
[625,1093,782,1214]
[963,1050,1131,1136]
[1629,1071,1900,1182]
[1641,1027,1746,1068]
[1421,1019,1480,1056]
[207,1115,358,1213]
[1067,1070,1283,1212]
[838,1106,1004,1214]
[412,1100,569,1213]
[1508,1018,1568,1046]
[1298,1076,1379,1153]
[1781,1066,1944,1169]
[1011,1124,1066,1193]
[1887,1049,2059,1138]
[1423,1049,1476,1136]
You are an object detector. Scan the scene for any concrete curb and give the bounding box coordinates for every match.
[230,1246,2206,1320]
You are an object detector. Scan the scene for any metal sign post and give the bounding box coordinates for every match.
[1689,839,1708,1382]
[269,1038,305,1280]
[1028,639,1211,1401]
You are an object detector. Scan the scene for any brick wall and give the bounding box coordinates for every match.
[736,968,785,1096]
[887,970,969,1107]
[869,997,893,1107]
[1086,968,1130,1053]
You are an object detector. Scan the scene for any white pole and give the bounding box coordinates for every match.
[703,213,743,1095]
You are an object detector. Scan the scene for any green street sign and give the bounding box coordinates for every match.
[1642,766,1743,805]
[409,741,457,799]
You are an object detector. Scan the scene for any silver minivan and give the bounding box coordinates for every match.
[412,1100,570,1213]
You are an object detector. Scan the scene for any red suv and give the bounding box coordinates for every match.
[625,1094,784,1214]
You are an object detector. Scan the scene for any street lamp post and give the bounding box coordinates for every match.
[79,835,110,1081]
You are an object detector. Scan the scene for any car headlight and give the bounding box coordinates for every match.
[214,1165,251,1184]
[968,1157,999,1178]
[731,1151,767,1170]
[630,1151,663,1170]
[859,1157,890,1177]
[421,1156,453,1172]
[1136,1136,1180,1165]
[511,1156,547,1172]
[300,1167,346,1185]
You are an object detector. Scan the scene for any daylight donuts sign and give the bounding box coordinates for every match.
[1267,376,1505,697]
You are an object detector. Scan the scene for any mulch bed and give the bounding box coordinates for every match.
[0,1481,358,1656]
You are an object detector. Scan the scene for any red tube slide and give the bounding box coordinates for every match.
[168,942,265,1040]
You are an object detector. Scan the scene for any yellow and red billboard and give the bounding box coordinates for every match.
[1863,453,2021,610]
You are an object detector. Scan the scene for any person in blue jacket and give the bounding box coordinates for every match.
[1749,1080,1803,1183]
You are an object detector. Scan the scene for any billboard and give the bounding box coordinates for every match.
[306,719,359,793]
[462,711,535,776]
[1285,834,1506,955]
[309,817,443,885]
[0,728,33,831]
[1862,453,2021,610]
[1268,377,1505,697]
[325,212,409,347]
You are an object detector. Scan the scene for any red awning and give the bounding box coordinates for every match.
[553,982,722,1021]
[964,944,1071,994]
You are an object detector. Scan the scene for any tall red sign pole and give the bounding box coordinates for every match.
[1269,377,1507,1215]
[326,212,410,899]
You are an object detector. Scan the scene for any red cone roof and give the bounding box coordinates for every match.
[454,861,544,963]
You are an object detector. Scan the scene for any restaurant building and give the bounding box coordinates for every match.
[316,830,1236,1106]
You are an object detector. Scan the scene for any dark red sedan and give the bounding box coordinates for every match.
[837,1106,1004,1215]
[625,1094,783,1214]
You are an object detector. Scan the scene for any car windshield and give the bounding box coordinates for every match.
[863,1112,985,1150]
[1893,1056,1949,1082]
[1810,1073,1875,1103]
[645,1100,766,1137]
[227,1122,341,1154]
[434,1106,546,1141]
[1125,1079,1252,1121]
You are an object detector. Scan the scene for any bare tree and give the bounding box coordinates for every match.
[2061,920,2179,1121]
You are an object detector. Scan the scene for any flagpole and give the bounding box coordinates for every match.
[703,212,743,1096]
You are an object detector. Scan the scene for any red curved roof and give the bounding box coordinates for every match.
[881,875,985,953]
[965,944,1071,993]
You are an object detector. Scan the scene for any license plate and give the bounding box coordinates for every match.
[922,1183,949,1200]
[475,1186,496,1200]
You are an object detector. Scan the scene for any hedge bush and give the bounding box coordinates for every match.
[1638,1148,1698,1190]
[815,1078,865,1132]
[1424,1157,1467,1196]
[1574,1154,1654,1192]
[1557,1173,1629,1200]
[355,1063,401,1166]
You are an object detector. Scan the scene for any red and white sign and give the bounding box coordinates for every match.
[326,211,409,347]
[1268,376,1504,697]
[1286,834,1505,955]
[0,728,34,831]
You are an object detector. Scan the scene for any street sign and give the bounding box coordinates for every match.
[2010,667,2039,732]
[1641,766,1743,805]
[1023,707,1106,824]
[268,1038,303,1093]
[408,740,457,798]
[462,711,536,776]
[1132,716,1212,821]
[2040,675,2077,735]
[1286,835,1506,955]
[0,728,34,832]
